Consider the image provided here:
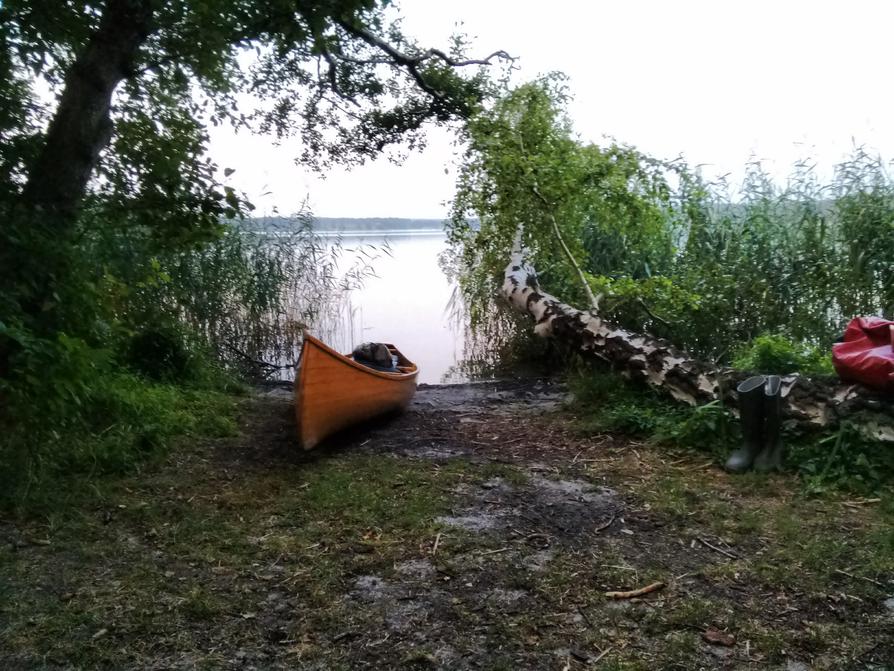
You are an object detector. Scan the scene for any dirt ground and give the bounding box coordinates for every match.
[2,379,893,670]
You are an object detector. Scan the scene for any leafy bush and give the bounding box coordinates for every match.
[447,81,894,372]
[0,363,237,510]
[126,325,195,382]
[658,400,736,456]
[793,423,894,496]
[569,366,688,440]
[732,334,834,376]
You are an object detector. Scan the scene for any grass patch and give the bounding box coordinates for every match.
[1,374,240,513]
[568,364,894,496]
[0,440,478,668]
[3,391,892,670]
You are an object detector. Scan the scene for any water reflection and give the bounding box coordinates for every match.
[308,230,465,385]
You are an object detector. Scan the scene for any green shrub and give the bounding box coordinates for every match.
[126,325,195,382]
[0,211,345,511]
[732,334,834,376]
[658,400,736,457]
[569,367,690,441]
[569,366,892,495]
[792,423,894,496]
[0,366,237,511]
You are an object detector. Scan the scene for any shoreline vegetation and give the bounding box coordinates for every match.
[5,153,894,509]
[2,3,892,666]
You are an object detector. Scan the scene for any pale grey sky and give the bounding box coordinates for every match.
[209,0,894,218]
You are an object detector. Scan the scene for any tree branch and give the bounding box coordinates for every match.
[335,19,512,103]
[530,184,601,311]
[224,343,294,371]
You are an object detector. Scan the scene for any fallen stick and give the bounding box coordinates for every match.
[605,581,666,599]
[595,515,616,533]
[841,498,881,507]
[834,568,883,587]
[479,547,511,556]
[697,537,739,559]
[592,647,612,663]
[431,532,442,556]
[576,606,594,628]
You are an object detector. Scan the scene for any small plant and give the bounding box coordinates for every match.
[660,399,736,456]
[732,333,834,376]
[569,364,892,495]
[793,422,894,495]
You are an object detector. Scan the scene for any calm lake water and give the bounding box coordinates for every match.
[313,230,464,384]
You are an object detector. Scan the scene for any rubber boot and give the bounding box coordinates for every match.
[725,375,766,473]
[753,375,783,472]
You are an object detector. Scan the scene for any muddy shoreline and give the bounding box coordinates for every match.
[2,379,892,670]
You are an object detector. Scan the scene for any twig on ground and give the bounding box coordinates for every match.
[520,532,552,547]
[595,515,616,533]
[592,647,612,663]
[576,606,594,628]
[599,563,637,572]
[834,568,883,587]
[841,498,881,507]
[605,581,666,599]
[431,532,442,556]
[332,631,357,642]
[697,537,739,559]
[479,547,511,556]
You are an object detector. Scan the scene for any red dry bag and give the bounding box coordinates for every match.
[831,316,894,390]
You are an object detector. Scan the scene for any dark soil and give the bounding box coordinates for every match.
[2,380,892,670]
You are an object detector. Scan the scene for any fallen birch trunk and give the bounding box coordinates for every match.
[501,233,894,440]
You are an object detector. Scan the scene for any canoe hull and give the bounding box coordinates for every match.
[294,334,418,449]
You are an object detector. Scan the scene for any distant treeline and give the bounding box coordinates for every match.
[242,216,454,232]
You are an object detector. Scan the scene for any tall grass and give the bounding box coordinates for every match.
[450,146,894,372]
[1,209,382,509]
[153,217,382,377]
[643,148,894,362]
[85,211,383,379]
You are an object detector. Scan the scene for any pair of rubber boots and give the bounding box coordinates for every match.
[725,375,784,473]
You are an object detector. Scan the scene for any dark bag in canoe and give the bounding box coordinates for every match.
[352,342,397,372]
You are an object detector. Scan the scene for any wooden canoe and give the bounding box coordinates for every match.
[294,333,419,449]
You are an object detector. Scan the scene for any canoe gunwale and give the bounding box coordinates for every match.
[299,333,418,382]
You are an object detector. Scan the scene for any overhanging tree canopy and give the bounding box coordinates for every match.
[0,0,510,323]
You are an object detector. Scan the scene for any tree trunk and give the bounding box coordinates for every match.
[3,0,156,332]
[21,0,155,217]
[502,231,894,440]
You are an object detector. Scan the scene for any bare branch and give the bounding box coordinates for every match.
[335,19,512,103]
[416,47,514,67]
